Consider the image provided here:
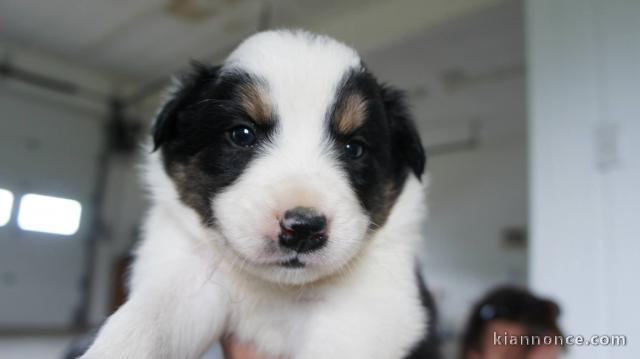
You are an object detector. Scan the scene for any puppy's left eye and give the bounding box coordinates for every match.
[344,140,365,159]
[229,126,256,147]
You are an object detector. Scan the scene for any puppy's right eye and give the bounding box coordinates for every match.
[229,126,256,147]
[344,140,365,159]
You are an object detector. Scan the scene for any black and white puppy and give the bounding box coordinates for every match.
[83,30,438,359]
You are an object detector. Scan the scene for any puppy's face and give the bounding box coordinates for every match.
[153,31,425,285]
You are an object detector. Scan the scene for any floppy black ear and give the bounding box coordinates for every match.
[380,85,426,178]
[152,97,179,151]
[151,63,221,151]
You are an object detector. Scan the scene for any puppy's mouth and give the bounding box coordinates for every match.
[278,257,306,268]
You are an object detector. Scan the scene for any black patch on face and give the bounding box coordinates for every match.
[152,64,275,223]
[328,68,426,227]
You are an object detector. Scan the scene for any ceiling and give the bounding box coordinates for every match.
[0,0,525,142]
[0,0,510,81]
[367,0,525,141]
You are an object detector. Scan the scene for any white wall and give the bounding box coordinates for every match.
[422,132,528,348]
[527,0,640,358]
[417,127,530,359]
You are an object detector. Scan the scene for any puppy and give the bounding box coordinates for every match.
[82,30,438,359]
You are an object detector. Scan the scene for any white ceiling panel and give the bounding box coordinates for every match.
[1,0,511,81]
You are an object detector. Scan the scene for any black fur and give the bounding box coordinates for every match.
[152,64,275,223]
[328,69,426,226]
[380,84,426,179]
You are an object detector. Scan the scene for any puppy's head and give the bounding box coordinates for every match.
[152,30,425,284]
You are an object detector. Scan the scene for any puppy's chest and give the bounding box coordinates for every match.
[227,289,332,355]
[225,282,425,359]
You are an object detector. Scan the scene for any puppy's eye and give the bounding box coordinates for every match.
[229,126,256,147]
[344,140,365,159]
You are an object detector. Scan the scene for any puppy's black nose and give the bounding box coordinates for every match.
[279,207,327,253]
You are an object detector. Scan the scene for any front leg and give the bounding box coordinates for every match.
[81,270,228,359]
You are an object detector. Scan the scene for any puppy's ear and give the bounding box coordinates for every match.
[380,85,426,178]
[151,64,221,151]
[152,97,179,151]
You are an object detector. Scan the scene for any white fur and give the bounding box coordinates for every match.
[82,30,429,359]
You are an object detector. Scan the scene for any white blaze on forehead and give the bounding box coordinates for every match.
[223,30,362,148]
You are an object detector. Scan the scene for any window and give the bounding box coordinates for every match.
[0,189,13,226]
[17,194,82,235]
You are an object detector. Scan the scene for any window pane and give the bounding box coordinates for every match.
[18,194,82,235]
[0,189,13,226]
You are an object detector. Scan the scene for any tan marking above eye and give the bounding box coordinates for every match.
[335,93,368,135]
[237,82,273,125]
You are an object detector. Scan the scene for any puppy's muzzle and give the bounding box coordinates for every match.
[279,207,327,253]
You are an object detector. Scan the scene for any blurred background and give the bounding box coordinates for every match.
[0,0,637,358]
